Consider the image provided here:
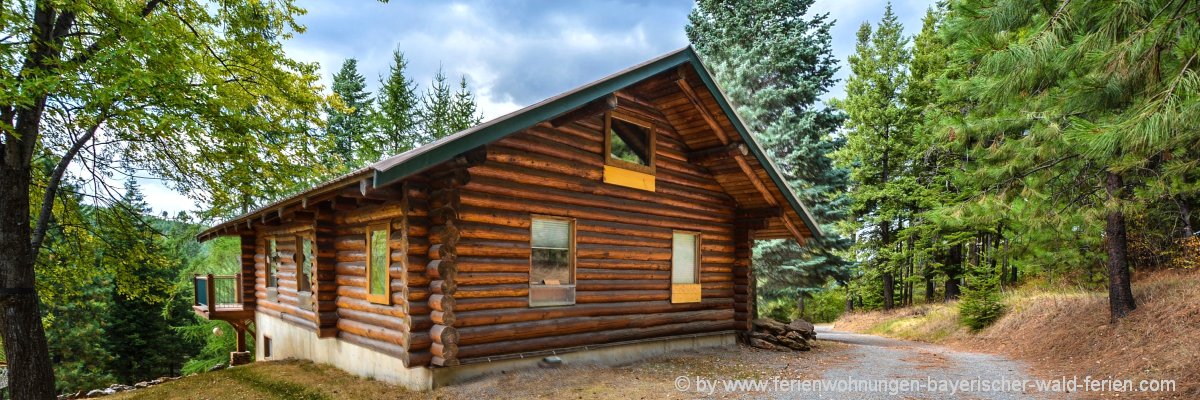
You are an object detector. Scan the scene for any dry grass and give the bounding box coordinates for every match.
[833,269,1200,398]
[109,341,851,399]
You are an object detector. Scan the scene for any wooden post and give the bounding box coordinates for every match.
[206,273,216,314]
[235,322,247,352]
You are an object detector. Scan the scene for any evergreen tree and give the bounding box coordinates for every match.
[419,67,456,142]
[326,58,378,168]
[687,0,853,308]
[939,0,1200,320]
[832,4,913,310]
[377,48,421,155]
[450,76,484,132]
[419,68,483,142]
[99,182,193,384]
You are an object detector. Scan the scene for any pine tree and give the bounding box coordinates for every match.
[419,67,455,142]
[377,48,421,155]
[419,68,483,142]
[940,0,1200,320]
[450,76,484,132]
[687,0,853,308]
[832,4,913,310]
[326,58,378,168]
[99,182,192,384]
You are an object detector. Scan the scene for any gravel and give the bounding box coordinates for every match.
[797,326,1072,400]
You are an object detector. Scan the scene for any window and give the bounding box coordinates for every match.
[296,235,315,310]
[671,231,701,303]
[366,223,391,305]
[530,217,575,307]
[603,112,656,191]
[263,336,272,358]
[267,237,279,300]
[297,236,314,293]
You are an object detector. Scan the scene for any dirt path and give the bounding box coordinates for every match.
[810,325,1070,399]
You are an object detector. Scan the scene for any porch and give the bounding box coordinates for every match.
[192,273,255,365]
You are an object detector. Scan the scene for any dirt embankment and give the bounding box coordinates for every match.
[835,269,1200,398]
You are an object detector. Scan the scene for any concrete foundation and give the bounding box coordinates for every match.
[254,312,737,391]
[255,313,434,390]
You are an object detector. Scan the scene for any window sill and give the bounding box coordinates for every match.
[530,284,576,307]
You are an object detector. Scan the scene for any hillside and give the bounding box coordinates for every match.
[835,269,1200,398]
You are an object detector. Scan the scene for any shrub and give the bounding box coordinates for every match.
[958,267,1006,331]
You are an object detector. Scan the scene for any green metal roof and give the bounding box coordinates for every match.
[370,46,823,240]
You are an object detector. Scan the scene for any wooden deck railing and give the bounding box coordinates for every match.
[193,274,243,312]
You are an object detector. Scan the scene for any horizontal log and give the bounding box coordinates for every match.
[456,320,736,359]
[454,297,529,312]
[337,308,409,333]
[455,284,528,299]
[457,309,732,346]
[338,332,406,359]
[454,298,733,327]
[457,272,528,286]
[576,290,669,303]
[459,191,731,235]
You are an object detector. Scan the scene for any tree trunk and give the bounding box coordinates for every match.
[1180,199,1194,237]
[1,146,57,398]
[944,244,962,301]
[882,273,895,310]
[1005,240,1015,284]
[845,295,854,313]
[796,295,805,320]
[1105,171,1137,320]
[881,220,894,310]
[924,274,935,302]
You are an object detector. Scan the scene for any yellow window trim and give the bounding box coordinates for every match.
[603,165,655,191]
[365,222,392,305]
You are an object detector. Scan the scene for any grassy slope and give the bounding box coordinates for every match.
[835,269,1200,397]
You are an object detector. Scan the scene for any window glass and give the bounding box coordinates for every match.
[531,217,575,307]
[298,236,313,292]
[368,227,389,299]
[531,218,572,284]
[267,237,278,288]
[609,117,651,166]
[672,232,699,284]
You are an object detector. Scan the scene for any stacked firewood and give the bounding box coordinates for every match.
[749,318,816,351]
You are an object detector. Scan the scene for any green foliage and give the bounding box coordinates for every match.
[326,58,380,169]
[100,182,199,384]
[178,236,246,375]
[831,4,914,309]
[805,286,848,323]
[688,0,853,303]
[419,67,482,142]
[958,263,1006,331]
[759,296,798,322]
[376,48,421,155]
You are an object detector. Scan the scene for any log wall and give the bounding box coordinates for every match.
[440,100,741,362]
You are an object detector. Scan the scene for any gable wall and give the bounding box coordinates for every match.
[441,98,741,362]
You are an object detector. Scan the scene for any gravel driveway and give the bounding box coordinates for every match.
[803,326,1070,399]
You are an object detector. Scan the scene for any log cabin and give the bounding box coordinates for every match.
[191,46,823,390]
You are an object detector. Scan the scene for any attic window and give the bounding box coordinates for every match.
[603,111,656,191]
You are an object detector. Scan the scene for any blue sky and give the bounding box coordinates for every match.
[142,0,933,215]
